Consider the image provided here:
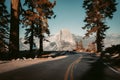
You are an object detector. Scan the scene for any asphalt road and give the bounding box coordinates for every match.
[0,52,120,80]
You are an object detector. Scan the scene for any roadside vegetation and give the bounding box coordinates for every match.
[102,44,120,67]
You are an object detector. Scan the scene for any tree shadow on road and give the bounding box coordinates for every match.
[80,59,106,80]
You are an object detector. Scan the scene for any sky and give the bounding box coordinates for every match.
[48,0,86,36]
[5,0,120,37]
[48,0,120,36]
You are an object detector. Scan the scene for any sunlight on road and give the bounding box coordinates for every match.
[0,56,68,73]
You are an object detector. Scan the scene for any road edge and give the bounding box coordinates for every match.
[103,63,120,74]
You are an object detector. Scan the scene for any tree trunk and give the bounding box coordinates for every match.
[29,23,34,53]
[29,7,34,53]
[39,26,43,53]
[96,29,102,53]
[9,0,20,58]
[97,30,104,58]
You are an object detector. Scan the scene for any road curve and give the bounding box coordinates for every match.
[0,53,81,80]
[0,52,120,80]
[64,55,82,80]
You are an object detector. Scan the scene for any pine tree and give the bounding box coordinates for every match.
[83,0,117,54]
[34,0,56,53]
[21,0,56,53]
[9,0,20,57]
[0,0,10,53]
[21,0,36,53]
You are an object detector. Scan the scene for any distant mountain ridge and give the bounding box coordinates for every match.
[20,29,76,51]
[43,29,76,51]
[19,29,120,51]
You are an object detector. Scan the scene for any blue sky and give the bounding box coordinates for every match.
[5,0,120,37]
[48,0,86,36]
[49,0,120,36]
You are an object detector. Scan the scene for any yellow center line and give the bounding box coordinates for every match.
[64,62,74,80]
[70,62,75,80]
[64,55,82,80]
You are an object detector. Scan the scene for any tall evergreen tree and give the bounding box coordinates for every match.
[21,0,56,53]
[34,0,56,52]
[21,0,36,53]
[9,0,20,56]
[0,0,10,53]
[83,0,117,53]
